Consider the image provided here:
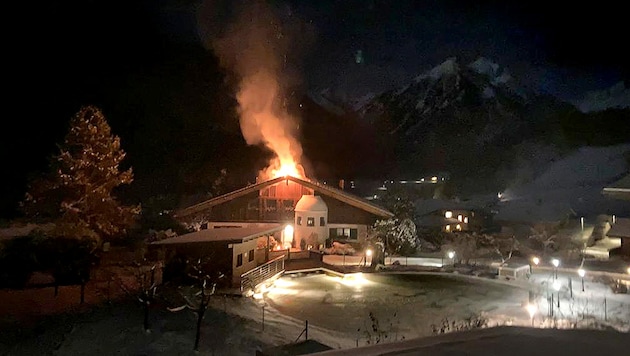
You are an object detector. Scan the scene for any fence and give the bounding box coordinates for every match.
[240,255,285,294]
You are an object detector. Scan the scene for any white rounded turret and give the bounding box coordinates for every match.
[295,195,328,212]
[293,195,329,250]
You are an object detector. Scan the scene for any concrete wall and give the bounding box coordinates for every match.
[232,239,259,287]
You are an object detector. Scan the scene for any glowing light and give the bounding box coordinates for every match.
[552,280,561,291]
[627,267,630,275]
[551,258,560,268]
[532,257,540,266]
[445,211,453,218]
[339,272,370,287]
[447,251,455,259]
[578,268,585,277]
[366,249,373,257]
[265,157,305,179]
[526,303,537,318]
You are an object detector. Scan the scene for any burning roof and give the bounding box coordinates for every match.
[174,175,394,220]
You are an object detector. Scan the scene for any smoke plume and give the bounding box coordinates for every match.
[201,0,312,180]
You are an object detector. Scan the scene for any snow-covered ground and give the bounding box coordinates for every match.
[1,269,628,355]
[417,143,630,224]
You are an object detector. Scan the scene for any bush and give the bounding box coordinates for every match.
[0,236,40,288]
[0,235,98,288]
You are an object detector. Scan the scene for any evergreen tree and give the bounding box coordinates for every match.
[21,105,140,243]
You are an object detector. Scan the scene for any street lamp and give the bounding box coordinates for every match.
[551,258,560,279]
[448,251,455,265]
[525,303,537,327]
[552,280,561,308]
[578,268,586,292]
[365,248,373,267]
[531,256,540,274]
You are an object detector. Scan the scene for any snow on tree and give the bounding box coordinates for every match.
[21,105,140,244]
[372,218,418,256]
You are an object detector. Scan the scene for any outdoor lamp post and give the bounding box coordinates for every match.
[551,258,560,279]
[553,279,561,308]
[531,256,540,274]
[365,248,373,267]
[447,251,455,266]
[526,304,537,327]
[578,268,586,292]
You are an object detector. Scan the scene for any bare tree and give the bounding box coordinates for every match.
[167,259,222,352]
[119,261,160,332]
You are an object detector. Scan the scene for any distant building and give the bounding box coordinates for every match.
[602,174,630,257]
[416,207,496,234]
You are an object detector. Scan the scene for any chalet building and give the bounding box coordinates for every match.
[415,208,495,234]
[152,175,394,289]
[602,174,630,257]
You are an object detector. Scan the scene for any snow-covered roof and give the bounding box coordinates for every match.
[309,326,630,356]
[151,224,283,245]
[602,173,630,201]
[0,223,55,240]
[606,217,630,239]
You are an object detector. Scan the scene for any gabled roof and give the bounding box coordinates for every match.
[174,175,394,220]
[602,174,630,201]
[152,224,284,245]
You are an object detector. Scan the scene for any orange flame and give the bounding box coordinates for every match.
[260,156,305,180]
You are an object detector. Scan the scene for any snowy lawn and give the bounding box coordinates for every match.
[1,271,628,355]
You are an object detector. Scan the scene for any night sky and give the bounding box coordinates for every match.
[3,0,628,218]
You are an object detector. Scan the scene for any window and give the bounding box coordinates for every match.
[297,216,302,225]
[334,228,357,240]
[307,217,315,226]
[457,215,463,222]
[445,225,451,231]
[320,217,326,226]
[445,211,453,218]
[236,253,243,267]
[463,217,469,223]
[248,249,254,262]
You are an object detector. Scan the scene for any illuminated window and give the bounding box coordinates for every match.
[456,224,462,231]
[297,217,302,225]
[458,215,463,222]
[307,217,315,226]
[445,225,451,231]
[248,249,254,262]
[320,217,326,226]
[445,211,453,219]
[236,253,243,267]
[464,217,469,223]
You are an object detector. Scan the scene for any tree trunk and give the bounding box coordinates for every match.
[143,300,150,331]
[194,306,205,351]
[80,282,85,304]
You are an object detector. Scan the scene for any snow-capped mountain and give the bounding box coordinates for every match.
[577,81,630,113]
[356,56,573,181]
